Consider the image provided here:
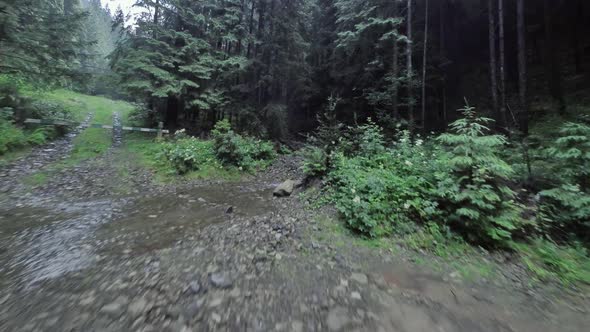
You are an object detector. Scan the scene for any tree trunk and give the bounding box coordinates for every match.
[153,0,160,39]
[392,1,399,119]
[440,0,447,126]
[246,0,256,59]
[498,0,507,127]
[517,0,528,135]
[488,0,499,124]
[573,0,583,73]
[407,0,414,128]
[543,0,566,114]
[421,0,429,132]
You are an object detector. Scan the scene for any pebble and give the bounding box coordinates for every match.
[187,281,201,294]
[211,312,222,324]
[208,296,223,308]
[100,296,129,317]
[350,273,368,285]
[326,306,352,331]
[184,299,204,319]
[350,292,362,300]
[209,272,233,289]
[128,297,149,318]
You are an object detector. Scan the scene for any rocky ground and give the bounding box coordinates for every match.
[0,121,589,332]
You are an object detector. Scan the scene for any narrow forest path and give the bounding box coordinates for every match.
[0,99,588,331]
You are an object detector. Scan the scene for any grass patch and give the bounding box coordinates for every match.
[51,91,136,166]
[122,133,245,183]
[514,239,590,286]
[22,172,49,187]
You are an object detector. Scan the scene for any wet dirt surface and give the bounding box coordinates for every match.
[0,115,589,331]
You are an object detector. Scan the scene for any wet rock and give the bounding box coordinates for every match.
[291,320,304,332]
[211,312,222,324]
[184,299,204,320]
[209,272,233,289]
[326,306,352,331]
[273,180,295,197]
[350,273,368,285]
[166,305,181,319]
[100,296,129,317]
[225,206,234,214]
[128,297,149,318]
[187,281,201,294]
[208,295,224,308]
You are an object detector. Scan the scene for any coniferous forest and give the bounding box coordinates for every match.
[2,1,590,327]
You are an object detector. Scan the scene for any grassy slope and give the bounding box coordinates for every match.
[12,90,136,186]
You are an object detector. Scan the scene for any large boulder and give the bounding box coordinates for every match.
[273,179,295,197]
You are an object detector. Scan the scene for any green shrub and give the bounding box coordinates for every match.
[435,102,524,246]
[327,125,440,237]
[302,146,328,178]
[0,117,27,154]
[26,128,48,146]
[538,122,590,241]
[211,119,276,170]
[160,138,218,174]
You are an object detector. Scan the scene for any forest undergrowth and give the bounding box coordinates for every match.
[301,100,590,286]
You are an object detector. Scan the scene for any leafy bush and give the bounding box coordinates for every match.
[160,138,218,174]
[435,103,523,245]
[516,239,590,285]
[211,119,276,170]
[327,125,439,237]
[26,127,56,146]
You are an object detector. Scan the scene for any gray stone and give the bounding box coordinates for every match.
[273,180,295,197]
[326,306,352,331]
[292,320,304,332]
[187,281,201,294]
[209,272,233,289]
[350,273,368,285]
[128,297,149,318]
[100,296,129,317]
[184,299,204,319]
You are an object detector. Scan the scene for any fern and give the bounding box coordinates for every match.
[435,101,524,246]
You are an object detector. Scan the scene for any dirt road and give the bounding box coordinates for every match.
[0,117,588,331]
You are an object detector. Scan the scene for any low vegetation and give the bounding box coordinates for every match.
[304,102,590,286]
[0,76,73,156]
[124,120,276,182]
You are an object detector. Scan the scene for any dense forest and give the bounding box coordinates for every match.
[2,0,590,285]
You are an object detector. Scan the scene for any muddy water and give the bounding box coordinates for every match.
[0,182,274,290]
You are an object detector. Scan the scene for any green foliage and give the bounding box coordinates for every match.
[435,103,523,245]
[161,138,218,175]
[326,125,439,237]
[211,119,276,171]
[538,121,590,242]
[0,0,91,85]
[302,146,328,178]
[0,117,27,155]
[516,239,590,285]
[27,127,57,146]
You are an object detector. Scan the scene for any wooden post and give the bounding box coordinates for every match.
[157,122,164,139]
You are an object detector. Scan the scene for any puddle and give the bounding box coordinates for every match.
[98,182,275,254]
[0,200,116,289]
[0,182,274,288]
